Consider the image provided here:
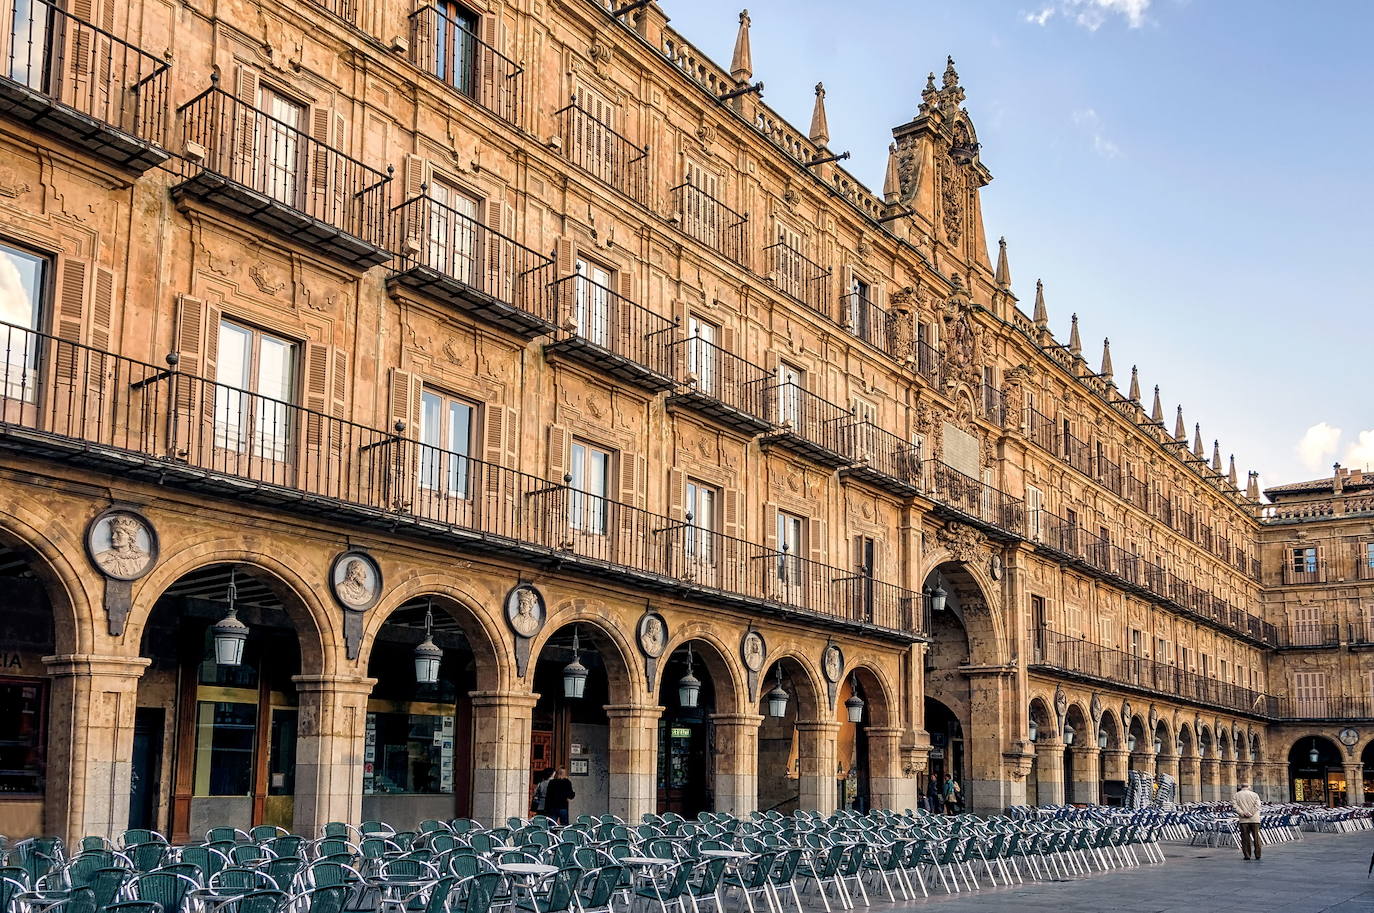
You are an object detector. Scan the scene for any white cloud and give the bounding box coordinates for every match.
[1072,108,1121,158]
[1296,422,1342,472]
[1023,0,1150,31]
[1344,429,1374,470]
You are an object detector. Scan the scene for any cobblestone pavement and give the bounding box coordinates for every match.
[868,832,1374,913]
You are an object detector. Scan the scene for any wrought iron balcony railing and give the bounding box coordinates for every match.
[554,97,647,204]
[1274,623,1341,649]
[840,292,890,352]
[1277,697,1374,721]
[542,271,678,391]
[978,383,1005,427]
[388,193,556,338]
[1,0,169,171]
[1062,431,1092,475]
[0,320,926,641]
[923,460,1025,538]
[1033,630,1277,718]
[839,421,922,497]
[915,338,940,385]
[408,6,522,126]
[761,381,853,467]
[670,179,748,266]
[174,83,393,268]
[664,334,772,434]
[1025,404,1056,454]
[763,240,831,318]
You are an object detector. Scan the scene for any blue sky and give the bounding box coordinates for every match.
[660,0,1373,492]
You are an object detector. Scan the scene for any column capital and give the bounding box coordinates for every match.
[43,653,151,678]
[709,712,764,728]
[1343,761,1364,774]
[470,690,540,710]
[795,719,841,735]
[604,704,664,721]
[292,673,376,695]
[864,726,905,739]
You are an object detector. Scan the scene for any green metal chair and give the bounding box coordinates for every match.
[128,870,201,913]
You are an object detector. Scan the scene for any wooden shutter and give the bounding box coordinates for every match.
[231,66,260,174]
[304,342,330,448]
[1317,544,1328,582]
[722,488,745,541]
[303,342,349,485]
[387,367,421,432]
[483,197,504,287]
[808,517,825,564]
[171,294,220,460]
[309,107,345,219]
[479,14,500,112]
[547,424,571,482]
[615,450,643,566]
[52,258,86,387]
[617,450,640,508]
[555,239,576,277]
[400,154,431,251]
[667,467,686,521]
[382,368,422,510]
[763,502,778,550]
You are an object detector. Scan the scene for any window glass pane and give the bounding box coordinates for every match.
[268,709,297,796]
[0,244,45,401]
[447,400,472,494]
[0,678,45,794]
[194,701,257,796]
[256,335,294,460]
[364,712,453,795]
[420,391,441,490]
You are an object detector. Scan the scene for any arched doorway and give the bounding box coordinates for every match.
[1063,703,1092,803]
[924,697,964,808]
[756,656,820,815]
[529,621,631,821]
[1177,725,1198,804]
[136,562,321,840]
[655,639,725,818]
[1290,736,1343,806]
[1026,696,1054,805]
[361,596,484,829]
[837,665,894,813]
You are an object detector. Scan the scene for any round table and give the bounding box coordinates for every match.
[620,857,675,913]
[699,849,756,912]
[499,861,559,910]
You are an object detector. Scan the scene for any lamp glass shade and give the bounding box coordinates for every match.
[678,670,702,708]
[766,682,789,718]
[1028,718,1038,742]
[1126,734,1137,752]
[413,636,442,685]
[563,657,589,699]
[1177,739,1185,755]
[844,693,864,723]
[1097,729,1108,749]
[930,585,947,613]
[1063,724,1075,745]
[212,610,249,667]
[1309,746,1320,764]
[1153,737,1162,754]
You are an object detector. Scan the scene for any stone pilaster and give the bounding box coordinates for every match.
[1265,761,1290,803]
[710,713,762,816]
[1219,759,1239,797]
[469,691,538,826]
[604,704,662,822]
[1068,746,1101,804]
[1033,739,1065,805]
[1200,757,1219,802]
[1132,749,1157,780]
[1178,757,1201,803]
[1343,763,1364,806]
[965,668,1020,814]
[1157,754,1181,796]
[796,719,839,814]
[292,673,376,833]
[865,726,907,811]
[43,654,150,845]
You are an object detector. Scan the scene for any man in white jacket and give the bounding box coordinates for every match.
[1233,785,1263,860]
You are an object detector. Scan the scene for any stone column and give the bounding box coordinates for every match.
[43,653,150,845]
[1219,759,1239,797]
[1234,761,1252,791]
[711,713,762,816]
[864,726,905,811]
[1132,749,1157,780]
[604,704,662,823]
[1178,757,1201,804]
[1343,762,1364,806]
[469,691,538,826]
[1068,746,1101,804]
[293,674,376,834]
[796,720,839,814]
[1033,740,1065,806]
[965,669,1020,814]
[1266,761,1291,803]
[1200,758,1219,802]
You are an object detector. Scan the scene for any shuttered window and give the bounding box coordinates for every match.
[685,479,717,562]
[1293,671,1327,717]
[569,439,610,534]
[418,389,474,496]
[1026,485,1043,540]
[214,319,295,460]
[0,242,46,402]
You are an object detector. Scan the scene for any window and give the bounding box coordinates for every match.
[1025,485,1043,540]
[685,478,716,561]
[427,179,480,285]
[848,275,871,339]
[1293,671,1327,716]
[687,315,719,395]
[419,390,474,496]
[771,223,805,302]
[0,241,46,402]
[569,439,610,534]
[259,87,305,206]
[215,319,296,460]
[434,1,479,97]
[776,362,803,426]
[1364,542,1374,576]
[574,257,613,347]
[1129,629,1141,656]
[1030,595,1046,660]
[0,677,46,794]
[775,510,803,584]
[1291,546,1318,574]
[1157,638,1169,663]
[855,535,876,619]
[364,712,454,795]
[571,84,619,185]
[1180,645,1191,671]
[681,160,722,250]
[1200,653,1211,679]
[194,700,257,796]
[1291,603,1320,645]
[1064,508,1079,553]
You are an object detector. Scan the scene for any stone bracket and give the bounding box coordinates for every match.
[643,656,658,694]
[343,608,364,660]
[104,577,133,637]
[515,634,532,678]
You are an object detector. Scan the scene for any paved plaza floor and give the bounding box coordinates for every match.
[868,832,1374,912]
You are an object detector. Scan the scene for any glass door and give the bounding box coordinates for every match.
[574,259,611,348]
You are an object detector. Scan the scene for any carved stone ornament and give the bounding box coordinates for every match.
[740,630,766,673]
[637,612,667,659]
[86,508,158,582]
[1090,692,1103,725]
[504,584,546,639]
[1148,704,1159,732]
[939,159,964,245]
[989,553,1003,581]
[822,643,844,683]
[1053,685,1067,725]
[1121,700,1133,729]
[935,521,985,565]
[330,550,383,612]
[1339,727,1359,748]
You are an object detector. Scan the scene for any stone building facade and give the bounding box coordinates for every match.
[0,0,1366,843]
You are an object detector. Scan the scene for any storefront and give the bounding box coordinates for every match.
[1289,736,1343,805]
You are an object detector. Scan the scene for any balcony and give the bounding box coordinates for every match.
[0,320,924,643]
[1032,629,1276,718]
[0,0,168,172]
[839,422,922,497]
[763,240,831,318]
[1025,405,1056,454]
[1274,623,1341,650]
[923,460,1025,540]
[915,339,941,386]
[542,272,677,392]
[407,6,523,126]
[840,291,892,353]
[388,194,556,338]
[1277,697,1374,721]
[554,97,647,204]
[978,383,1005,427]
[1062,431,1092,476]
[664,335,773,435]
[759,382,853,468]
[1349,623,1374,649]
[1283,560,1326,585]
[173,85,392,269]
[669,180,747,266]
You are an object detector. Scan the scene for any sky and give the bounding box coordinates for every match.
[659,0,1374,493]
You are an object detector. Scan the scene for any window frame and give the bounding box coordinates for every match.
[418,386,478,498]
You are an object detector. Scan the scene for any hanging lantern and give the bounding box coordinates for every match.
[1126,734,1137,752]
[928,584,948,614]
[1097,729,1108,749]
[1028,717,1038,742]
[211,568,249,667]
[1176,738,1185,755]
[844,685,865,724]
[1153,737,1163,754]
[563,627,589,700]
[678,643,702,708]
[765,667,789,718]
[1308,740,1320,765]
[1063,723,1075,745]
[413,598,442,686]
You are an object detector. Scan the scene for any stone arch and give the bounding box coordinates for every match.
[1127,714,1148,750]
[1098,708,1122,750]
[129,541,336,673]
[653,624,746,716]
[530,600,640,704]
[1064,701,1090,745]
[845,660,897,729]
[0,509,99,655]
[1154,717,1174,756]
[1216,726,1232,761]
[920,557,1008,667]
[1198,724,1214,757]
[1028,695,1054,738]
[760,649,824,721]
[1177,722,1195,757]
[1249,732,1263,764]
[360,575,511,692]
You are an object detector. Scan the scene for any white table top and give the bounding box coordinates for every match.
[620,856,675,866]
[499,862,558,875]
[699,849,750,858]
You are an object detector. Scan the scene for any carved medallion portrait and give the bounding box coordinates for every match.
[822,643,844,683]
[740,630,766,673]
[330,550,382,612]
[637,612,668,658]
[505,584,546,639]
[86,509,158,581]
